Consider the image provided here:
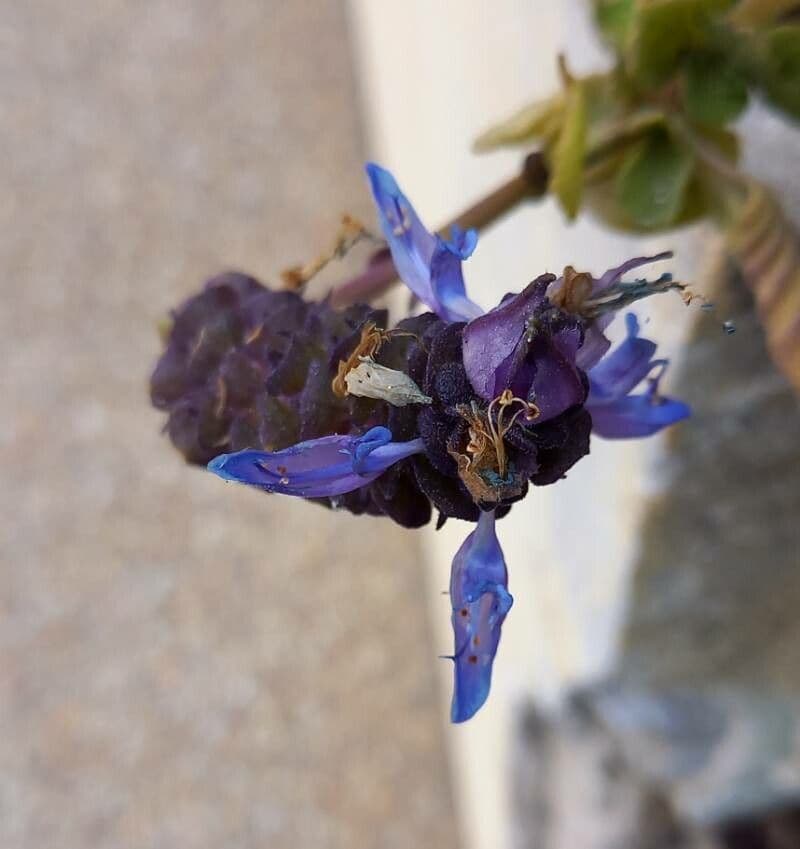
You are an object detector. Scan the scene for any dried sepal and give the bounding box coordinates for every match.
[281,214,376,290]
[332,320,420,399]
[344,358,432,407]
[332,321,390,397]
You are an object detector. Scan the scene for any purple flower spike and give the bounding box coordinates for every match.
[449,510,512,723]
[587,314,690,438]
[365,163,482,322]
[208,426,425,498]
[152,165,694,727]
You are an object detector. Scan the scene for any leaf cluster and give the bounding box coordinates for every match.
[475,0,800,231]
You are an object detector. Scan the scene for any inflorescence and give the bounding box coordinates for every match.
[150,164,690,722]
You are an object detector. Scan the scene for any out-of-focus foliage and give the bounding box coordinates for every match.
[475,0,800,391]
[615,129,695,228]
[726,181,800,390]
[476,0,800,230]
[550,77,588,218]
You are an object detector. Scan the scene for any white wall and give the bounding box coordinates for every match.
[348,3,706,847]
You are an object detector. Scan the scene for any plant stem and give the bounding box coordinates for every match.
[330,153,549,308]
[447,152,549,233]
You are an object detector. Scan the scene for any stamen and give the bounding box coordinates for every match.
[458,391,539,480]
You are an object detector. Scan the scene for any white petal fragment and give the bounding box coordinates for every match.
[344,358,432,407]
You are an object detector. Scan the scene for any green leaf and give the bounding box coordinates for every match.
[628,0,738,88]
[729,0,800,27]
[684,53,748,124]
[615,130,695,229]
[595,0,636,50]
[757,25,800,120]
[473,96,564,152]
[551,81,588,219]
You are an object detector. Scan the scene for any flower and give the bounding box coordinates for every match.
[366,163,482,323]
[586,313,691,438]
[360,164,690,719]
[449,510,512,723]
[209,426,425,498]
[151,164,690,723]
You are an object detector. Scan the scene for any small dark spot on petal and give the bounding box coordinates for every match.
[468,655,478,664]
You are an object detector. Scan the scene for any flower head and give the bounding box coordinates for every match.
[150,164,691,722]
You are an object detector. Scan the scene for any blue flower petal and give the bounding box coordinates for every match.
[365,163,481,322]
[449,510,512,723]
[588,313,657,402]
[446,225,478,260]
[208,426,425,498]
[588,391,691,438]
[351,425,393,472]
[430,239,483,323]
[587,312,690,439]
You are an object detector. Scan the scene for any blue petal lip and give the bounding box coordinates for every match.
[365,162,482,323]
[587,311,691,439]
[588,395,691,438]
[588,313,657,402]
[450,584,513,722]
[429,239,483,322]
[448,510,512,723]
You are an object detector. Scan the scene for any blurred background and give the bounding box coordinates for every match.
[3,2,800,848]
[1,2,456,847]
